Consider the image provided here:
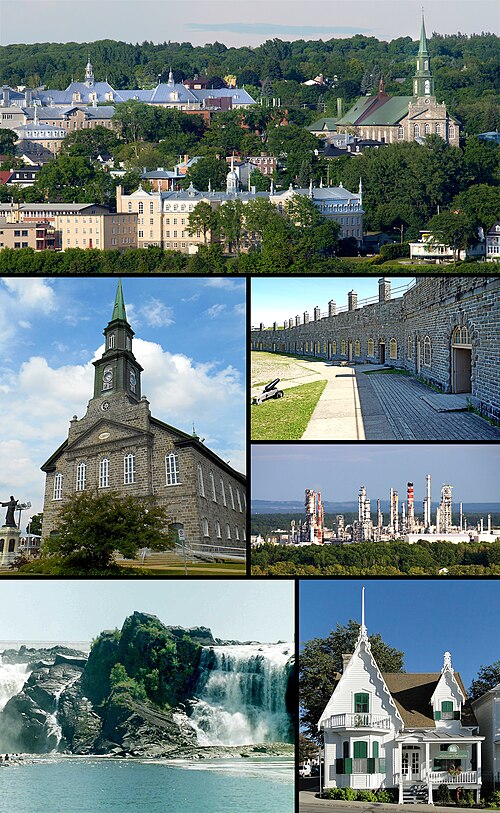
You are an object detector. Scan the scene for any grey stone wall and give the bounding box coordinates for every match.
[251,276,500,420]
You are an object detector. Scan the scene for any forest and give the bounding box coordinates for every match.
[250,539,500,576]
[0,32,498,134]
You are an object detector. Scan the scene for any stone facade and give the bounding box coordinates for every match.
[41,283,246,551]
[251,277,500,422]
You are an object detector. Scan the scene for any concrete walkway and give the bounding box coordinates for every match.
[301,363,366,440]
[299,790,494,812]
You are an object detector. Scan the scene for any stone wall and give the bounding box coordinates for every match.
[251,276,500,420]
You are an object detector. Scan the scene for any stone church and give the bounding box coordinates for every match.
[41,282,247,552]
[336,15,460,146]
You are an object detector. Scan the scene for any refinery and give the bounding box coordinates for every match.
[252,476,499,547]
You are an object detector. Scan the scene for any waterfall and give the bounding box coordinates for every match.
[188,643,292,746]
[0,655,28,711]
[44,673,81,752]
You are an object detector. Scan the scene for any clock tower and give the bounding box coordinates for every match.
[92,279,143,404]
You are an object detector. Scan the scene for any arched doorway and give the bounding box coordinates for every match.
[379,341,386,364]
[348,341,353,362]
[451,326,472,393]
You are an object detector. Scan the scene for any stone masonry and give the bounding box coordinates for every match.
[251,276,500,422]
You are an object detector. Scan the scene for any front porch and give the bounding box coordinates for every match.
[395,735,482,804]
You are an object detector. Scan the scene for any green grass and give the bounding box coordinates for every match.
[251,379,327,440]
[363,367,411,376]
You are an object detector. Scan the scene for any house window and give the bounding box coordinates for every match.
[440,700,457,720]
[389,339,397,360]
[210,471,217,502]
[220,478,227,506]
[202,518,209,537]
[76,462,86,491]
[216,521,222,538]
[138,202,144,214]
[332,340,337,354]
[353,741,368,759]
[124,454,136,484]
[425,123,431,135]
[354,693,369,713]
[449,126,455,139]
[424,336,431,366]
[165,453,179,485]
[373,741,379,758]
[197,464,205,497]
[99,458,109,488]
[53,473,63,500]
[150,202,154,214]
[368,338,374,356]
[229,484,235,510]
[398,126,404,139]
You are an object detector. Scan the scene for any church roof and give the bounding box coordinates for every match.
[111,279,127,322]
[337,94,411,127]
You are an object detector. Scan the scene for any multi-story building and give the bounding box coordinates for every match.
[40,282,247,555]
[472,684,500,791]
[0,221,56,250]
[486,222,500,261]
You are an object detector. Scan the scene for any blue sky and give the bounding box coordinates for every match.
[252,277,415,327]
[0,277,246,524]
[2,1,498,47]
[0,580,294,644]
[251,444,500,503]
[300,580,500,689]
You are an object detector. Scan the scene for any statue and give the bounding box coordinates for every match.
[1,496,18,527]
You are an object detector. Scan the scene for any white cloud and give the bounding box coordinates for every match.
[207,303,227,319]
[234,303,246,316]
[204,279,245,291]
[139,298,174,328]
[0,279,57,350]
[0,338,245,526]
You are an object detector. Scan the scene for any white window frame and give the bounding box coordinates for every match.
[76,462,86,491]
[53,472,63,500]
[220,478,227,506]
[165,452,180,485]
[237,490,242,512]
[124,453,136,484]
[99,458,110,488]
[202,517,209,537]
[197,464,205,497]
[216,521,222,539]
[229,483,235,510]
[210,471,217,502]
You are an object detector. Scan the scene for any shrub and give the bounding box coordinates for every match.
[375,789,397,803]
[457,789,475,807]
[356,790,376,802]
[380,242,410,260]
[436,783,452,805]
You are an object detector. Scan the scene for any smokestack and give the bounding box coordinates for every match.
[460,501,463,531]
[407,482,414,531]
[488,513,491,533]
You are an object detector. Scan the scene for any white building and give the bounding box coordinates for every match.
[486,222,500,262]
[318,604,483,803]
[472,684,500,790]
[409,231,485,263]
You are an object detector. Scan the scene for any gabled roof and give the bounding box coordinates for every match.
[383,672,478,729]
[308,117,338,132]
[337,95,411,127]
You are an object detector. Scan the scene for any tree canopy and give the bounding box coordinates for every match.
[468,660,500,701]
[300,620,405,740]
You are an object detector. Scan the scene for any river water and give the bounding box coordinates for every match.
[0,756,293,813]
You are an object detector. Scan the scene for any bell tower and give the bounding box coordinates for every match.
[92,280,143,404]
[413,13,434,99]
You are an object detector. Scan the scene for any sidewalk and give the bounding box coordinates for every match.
[299,790,495,812]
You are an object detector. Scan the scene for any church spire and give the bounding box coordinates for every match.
[111,279,127,322]
[413,11,434,98]
[85,55,95,87]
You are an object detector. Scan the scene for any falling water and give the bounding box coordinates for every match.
[188,643,292,746]
[0,655,28,711]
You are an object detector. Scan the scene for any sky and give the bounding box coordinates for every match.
[0,277,246,526]
[251,444,500,503]
[1,1,498,47]
[0,579,294,644]
[300,580,500,689]
[252,277,415,328]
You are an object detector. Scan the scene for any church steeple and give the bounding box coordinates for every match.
[92,281,143,403]
[85,55,95,87]
[413,12,434,98]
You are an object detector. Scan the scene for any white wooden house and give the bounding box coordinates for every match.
[472,683,500,791]
[318,615,483,803]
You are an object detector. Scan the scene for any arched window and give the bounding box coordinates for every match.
[226,523,231,539]
[53,473,63,500]
[452,325,470,346]
[424,79,430,94]
[237,490,242,512]
[424,336,431,366]
[0,540,3,553]
[210,471,217,502]
[108,333,115,349]
[355,340,361,356]
[242,527,247,541]
[228,484,235,510]
[398,126,404,139]
[414,124,420,138]
[124,453,135,484]
[449,126,455,139]
[407,336,412,360]
[424,59,429,71]
[216,521,222,538]
[435,123,441,135]
[102,365,113,391]
[368,338,374,356]
[390,339,398,360]
[235,527,240,541]
[138,202,144,214]
[425,123,431,135]
[76,462,86,491]
[202,518,209,537]
[99,458,109,488]
[341,339,346,355]
[165,453,179,485]
[220,478,227,506]
[197,464,205,497]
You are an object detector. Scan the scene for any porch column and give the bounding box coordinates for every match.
[476,741,482,803]
[398,742,403,805]
[426,742,433,805]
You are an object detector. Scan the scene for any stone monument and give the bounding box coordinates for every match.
[0,496,30,567]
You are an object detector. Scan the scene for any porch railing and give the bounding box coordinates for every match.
[323,713,391,730]
[428,771,479,785]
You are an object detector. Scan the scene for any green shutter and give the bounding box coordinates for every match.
[344,758,352,775]
[367,758,375,774]
[435,710,441,720]
[442,701,453,712]
[354,693,369,713]
[354,741,368,759]
[379,758,386,773]
[373,741,379,758]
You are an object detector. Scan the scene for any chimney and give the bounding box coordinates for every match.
[342,653,352,672]
[348,290,357,311]
[314,306,321,321]
[303,311,309,324]
[378,277,391,302]
[328,299,336,317]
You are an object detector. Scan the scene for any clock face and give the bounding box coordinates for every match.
[101,401,110,411]
[103,367,113,383]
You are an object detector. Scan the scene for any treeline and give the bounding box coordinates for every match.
[250,540,500,576]
[1,33,498,132]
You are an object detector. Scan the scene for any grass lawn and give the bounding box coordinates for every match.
[363,368,411,376]
[251,379,327,440]
[251,350,321,387]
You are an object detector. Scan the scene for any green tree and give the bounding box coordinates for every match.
[27,513,43,536]
[285,193,323,229]
[451,184,500,232]
[300,620,405,740]
[243,198,280,241]
[43,490,174,569]
[187,200,215,244]
[215,198,244,253]
[468,661,500,701]
[183,156,228,191]
[0,129,17,155]
[60,126,121,160]
[426,210,479,261]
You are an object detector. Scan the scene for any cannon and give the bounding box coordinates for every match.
[252,378,284,405]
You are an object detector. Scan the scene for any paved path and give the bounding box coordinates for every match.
[299,790,492,813]
[301,363,367,440]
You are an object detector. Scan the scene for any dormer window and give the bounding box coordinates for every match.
[435,700,459,721]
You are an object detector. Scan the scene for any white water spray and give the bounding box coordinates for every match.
[0,655,28,711]
[188,643,292,746]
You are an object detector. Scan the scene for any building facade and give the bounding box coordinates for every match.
[319,618,483,803]
[40,282,246,554]
[336,16,459,146]
[251,276,500,422]
[472,684,500,791]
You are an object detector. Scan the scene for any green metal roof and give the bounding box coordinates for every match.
[336,96,375,125]
[308,117,337,131]
[111,279,127,322]
[337,95,412,126]
[419,14,429,56]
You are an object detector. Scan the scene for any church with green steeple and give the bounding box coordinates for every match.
[40,281,247,558]
[335,13,459,146]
